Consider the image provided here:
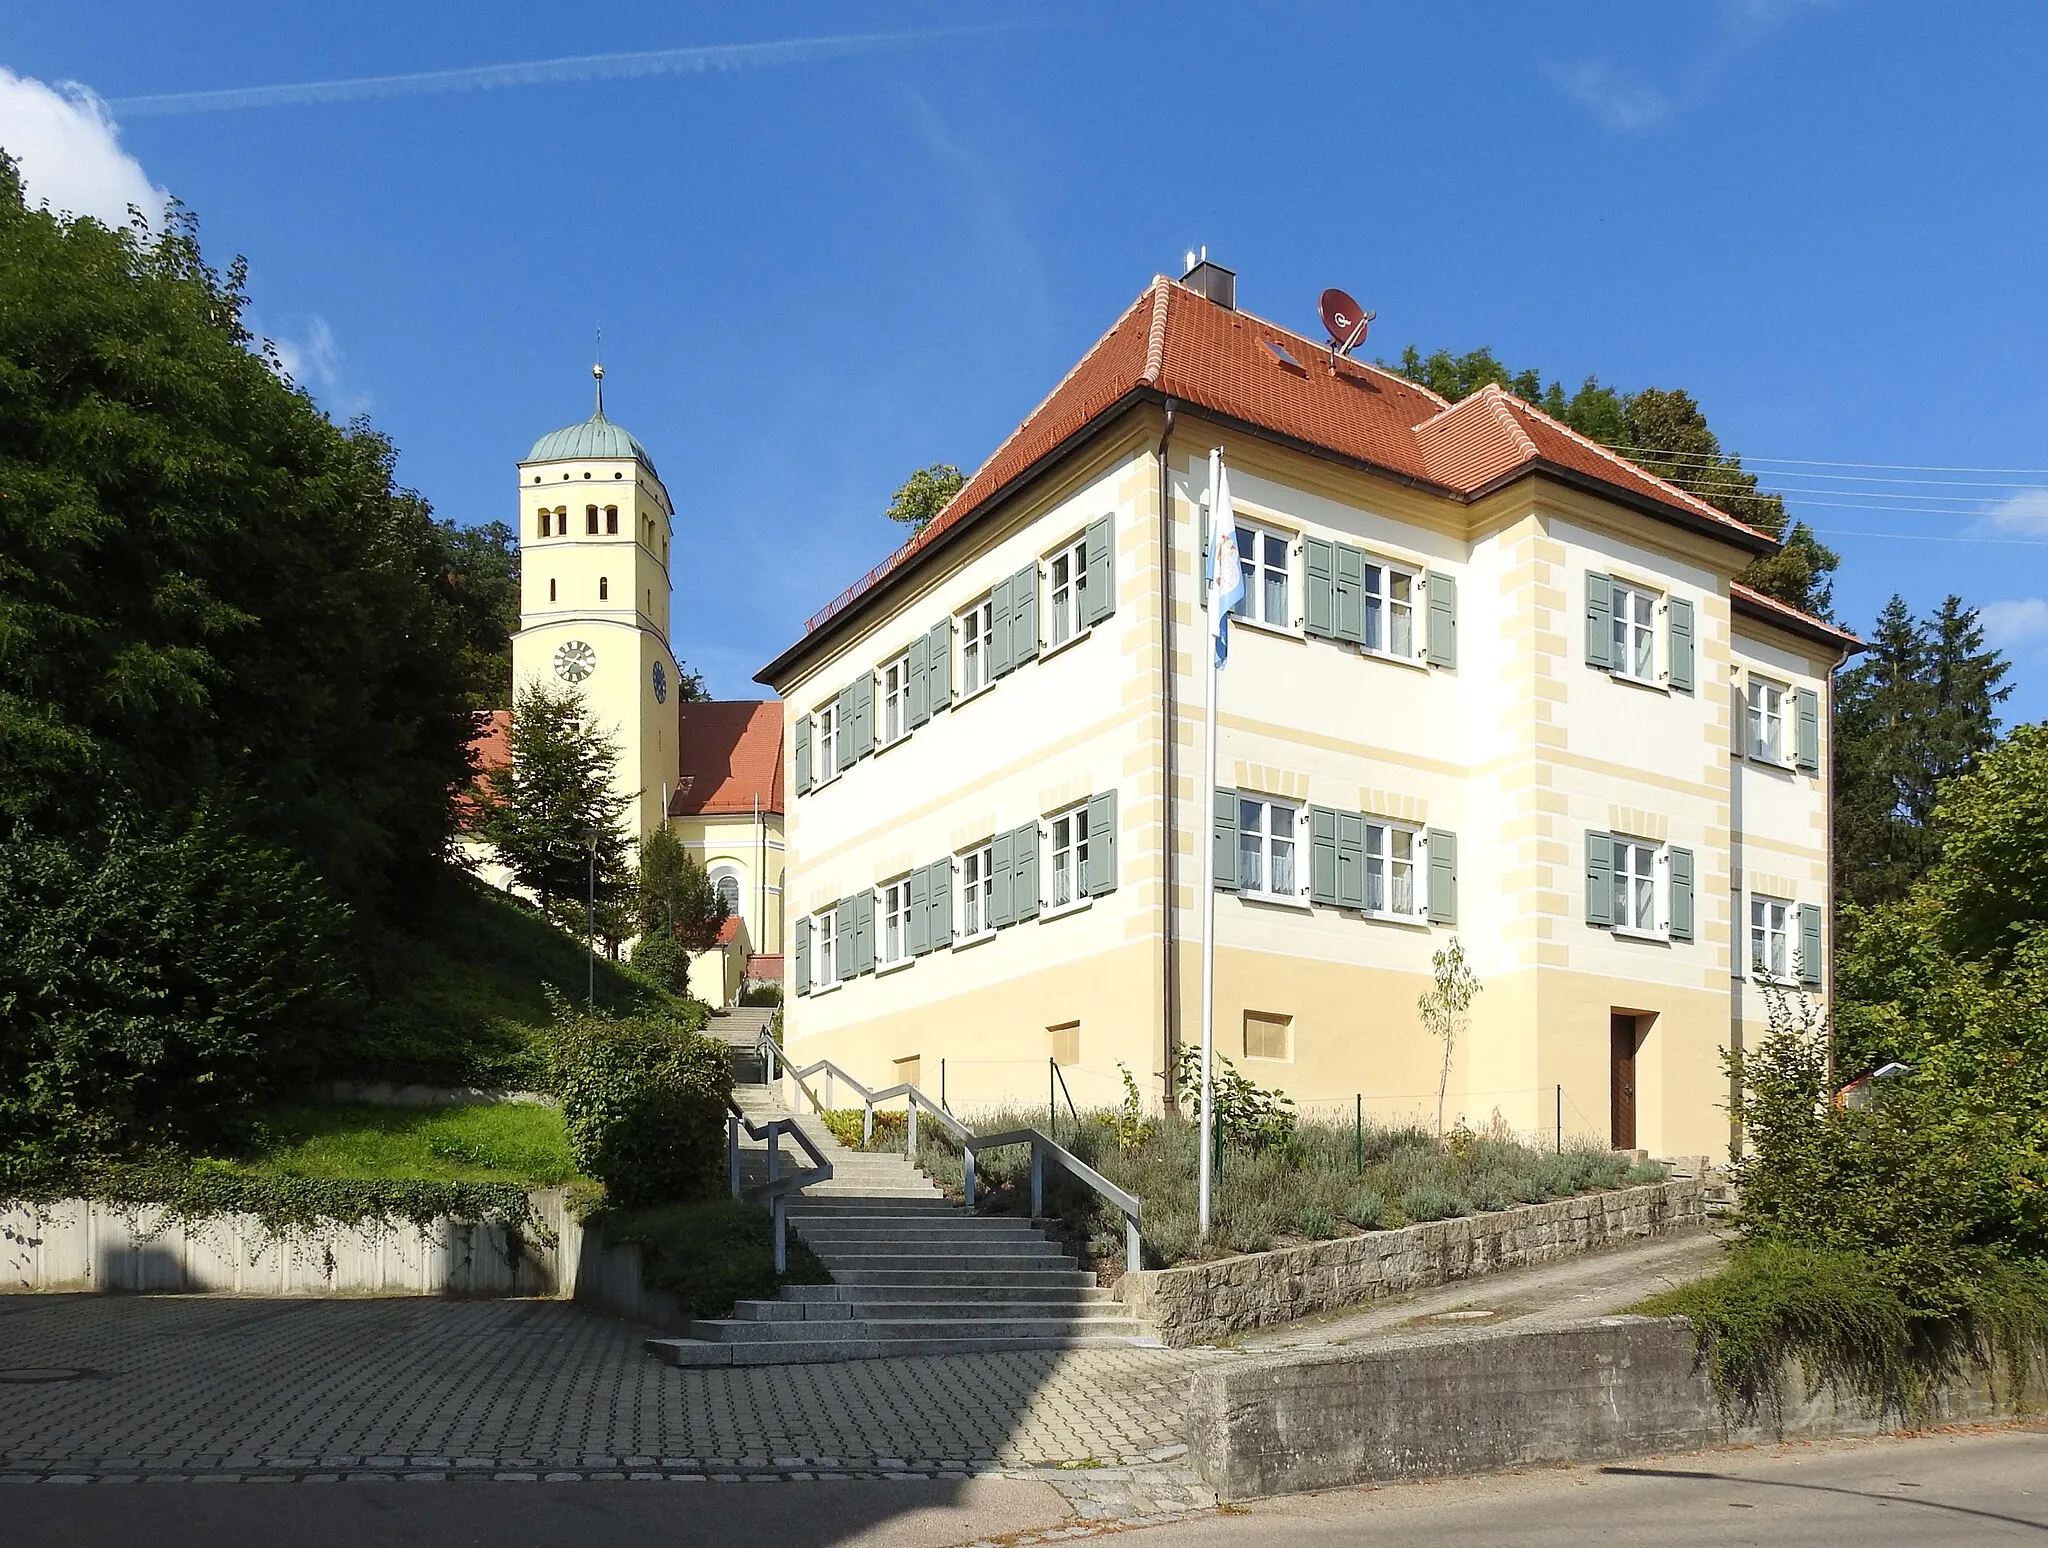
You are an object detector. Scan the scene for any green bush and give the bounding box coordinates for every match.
[628,931,686,998]
[738,982,784,1008]
[594,1198,830,1318]
[544,996,730,1207]
[1400,1184,1468,1222]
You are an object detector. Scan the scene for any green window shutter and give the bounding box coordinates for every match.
[1669,846,1695,942]
[1336,811,1367,909]
[1213,788,1239,890]
[1798,903,1823,987]
[1668,597,1696,694]
[927,860,953,949]
[989,831,1015,927]
[1425,572,1458,668]
[1011,563,1040,666]
[989,575,1015,679]
[836,681,859,771]
[1426,829,1458,924]
[1083,516,1116,626]
[1309,805,1339,904]
[1585,832,1614,926]
[927,619,953,710]
[907,867,929,956]
[1333,543,1366,644]
[1084,790,1118,895]
[1586,573,1614,669]
[852,891,874,974]
[794,915,811,995]
[1304,538,1336,640]
[793,714,812,795]
[907,634,931,729]
[1794,688,1821,772]
[854,672,876,759]
[834,897,857,977]
[1013,821,1041,921]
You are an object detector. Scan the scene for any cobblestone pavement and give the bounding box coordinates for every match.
[0,1294,1223,1514]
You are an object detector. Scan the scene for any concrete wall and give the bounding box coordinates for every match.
[2,1190,582,1298]
[1118,1180,1701,1345]
[1186,1315,2046,1501]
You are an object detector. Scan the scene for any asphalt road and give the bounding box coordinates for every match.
[14,1426,2043,1548]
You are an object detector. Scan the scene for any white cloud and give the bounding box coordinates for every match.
[1978,488,2048,537]
[1981,598,2048,652]
[0,69,168,227]
[265,314,373,417]
[1541,59,1672,132]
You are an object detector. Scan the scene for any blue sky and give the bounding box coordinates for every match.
[7,1,2047,714]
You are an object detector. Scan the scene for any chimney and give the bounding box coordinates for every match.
[1180,252,1236,310]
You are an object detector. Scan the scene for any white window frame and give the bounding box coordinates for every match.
[1360,557,1421,661]
[710,865,744,932]
[879,652,910,748]
[811,908,840,992]
[1747,676,1788,765]
[878,877,913,971]
[1750,894,1793,982]
[1237,795,1306,904]
[1047,535,1090,652]
[1046,805,1090,917]
[959,841,996,943]
[959,597,996,699]
[1232,519,1297,633]
[1363,820,1425,921]
[812,701,839,787]
[1611,837,1665,940]
[1610,580,1661,686]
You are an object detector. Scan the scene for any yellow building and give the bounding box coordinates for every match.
[666,700,786,1005]
[756,261,1858,1160]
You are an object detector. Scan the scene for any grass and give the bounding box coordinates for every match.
[233,1101,582,1187]
[593,1198,832,1318]
[871,1107,1665,1269]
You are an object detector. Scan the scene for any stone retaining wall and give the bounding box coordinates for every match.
[2,1190,583,1297]
[1186,1314,2046,1499]
[1118,1180,1701,1345]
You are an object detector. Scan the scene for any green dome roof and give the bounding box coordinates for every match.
[524,410,657,474]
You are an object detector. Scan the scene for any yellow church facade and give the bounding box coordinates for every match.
[758,265,1857,1160]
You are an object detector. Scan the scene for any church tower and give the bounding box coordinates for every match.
[511,365,678,847]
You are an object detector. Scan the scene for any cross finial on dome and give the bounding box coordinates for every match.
[592,360,605,419]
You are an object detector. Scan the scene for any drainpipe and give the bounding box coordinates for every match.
[1157,399,1180,1109]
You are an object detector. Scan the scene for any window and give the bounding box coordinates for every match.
[1610,582,1659,682]
[604,506,619,535]
[548,578,557,602]
[1362,561,1417,659]
[1747,678,1786,763]
[1238,797,1301,898]
[1243,1010,1291,1061]
[538,509,551,538]
[1234,521,1292,628]
[585,506,600,536]
[1364,822,1421,917]
[959,842,996,939]
[711,869,742,923]
[879,877,912,968]
[812,701,839,784]
[1048,536,1089,648]
[1751,895,1792,981]
[880,653,910,745]
[1048,807,1089,912]
[959,598,996,697]
[812,909,839,991]
[598,576,609,601]
[1612,838,1660,934]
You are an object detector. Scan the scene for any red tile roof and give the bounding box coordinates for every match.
[669,700,784,818]
[456,709,512,826]
[714,915,742,947]
[1730,580,1863,654]
[776,277,1783,672]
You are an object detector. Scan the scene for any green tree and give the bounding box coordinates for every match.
[1416,937,1482,1137]
[475,682,632,915]
[636,822,729,954]
[885,463,965,532]
[434,517,520,710]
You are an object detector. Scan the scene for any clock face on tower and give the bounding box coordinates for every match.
[651,660,668,703]
[553,639,596,682]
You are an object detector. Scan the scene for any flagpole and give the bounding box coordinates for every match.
[1197,449,1221,1241]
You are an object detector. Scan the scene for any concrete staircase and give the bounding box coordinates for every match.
[645,1087,1150,1366]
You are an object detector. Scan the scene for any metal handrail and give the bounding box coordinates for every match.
[725,1094,831,1273]
[757,1033,1144,1272]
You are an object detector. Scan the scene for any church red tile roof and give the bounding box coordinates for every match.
[668,700,784,818]
[777,275,1784,672]
[456,708,512,825]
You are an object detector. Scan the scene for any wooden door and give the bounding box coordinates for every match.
[1610,1013,1639,1150]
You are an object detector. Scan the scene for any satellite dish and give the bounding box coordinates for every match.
[1318,288,1374,355]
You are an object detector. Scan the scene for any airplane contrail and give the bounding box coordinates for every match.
[107,27,999,117]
